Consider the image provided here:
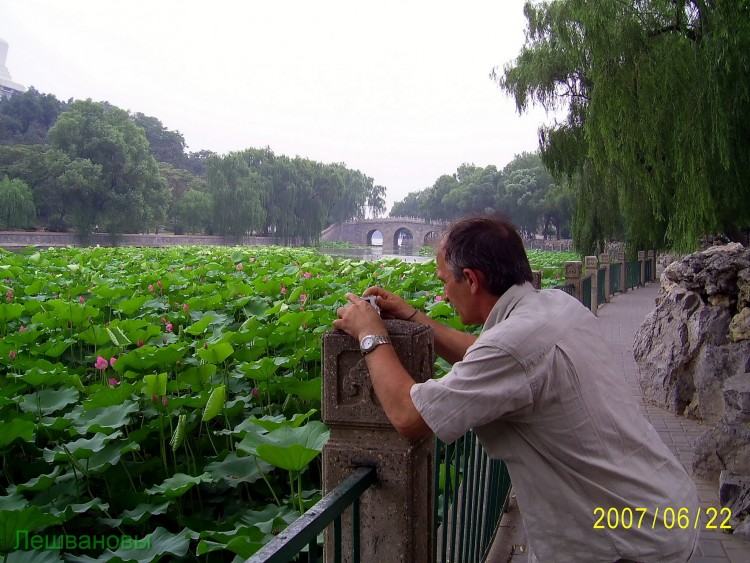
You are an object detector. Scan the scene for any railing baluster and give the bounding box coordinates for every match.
[352,497,361,562]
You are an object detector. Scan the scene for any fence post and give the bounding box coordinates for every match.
[564,260,583,302]
[585,255,599,314]
[532,269,542,290]
[599,253,611,303]
[322,320,435,562]
[638,251,646,286]
[617,252,627,293]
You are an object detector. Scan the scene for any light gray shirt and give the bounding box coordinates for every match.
[411,282,698,562]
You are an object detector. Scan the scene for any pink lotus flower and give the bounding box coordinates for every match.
[165,323,173,333]
[109,357,117,367]
[79,296,85,304]
[162,396,169,406]
[280,286,287,295]
[299,294,308,302]
[249,257,256,262]
[183,303,189,311]
[19,326,26,333]
[148,284,154,292]
[137,339,144,348]
[251,387,260,398]
[95,356,109,370]
[302,271,311,279]
[108,377,119,386]
[5,295,10,303]
[151,394,158,404]
[435,295,443,302]
[161,317,167,325]
[157,280,163,288]
[8,350,16,361]
[236,263,243,270]
[6,289,13,299]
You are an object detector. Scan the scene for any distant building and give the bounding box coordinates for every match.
[0,37,26,99]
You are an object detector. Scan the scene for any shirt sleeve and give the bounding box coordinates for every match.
[410,342,533,444]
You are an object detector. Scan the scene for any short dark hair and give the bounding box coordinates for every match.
[442,213,533,296]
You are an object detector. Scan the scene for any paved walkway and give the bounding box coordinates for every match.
[488,282,750,562]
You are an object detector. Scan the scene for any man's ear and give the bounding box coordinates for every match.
[462,268,483,294]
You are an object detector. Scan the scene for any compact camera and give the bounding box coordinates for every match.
[363,295,380,312]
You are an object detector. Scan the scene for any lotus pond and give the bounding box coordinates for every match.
[0,245,574,562]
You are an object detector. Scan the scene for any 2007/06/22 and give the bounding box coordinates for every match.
[593,507,732,530]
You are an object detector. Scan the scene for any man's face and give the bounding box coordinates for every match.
[436,249,474,325]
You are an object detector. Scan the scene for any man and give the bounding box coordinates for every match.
[333,214,698,562]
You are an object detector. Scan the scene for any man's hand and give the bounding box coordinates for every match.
[333,293,388,340]
[363,287,419,321]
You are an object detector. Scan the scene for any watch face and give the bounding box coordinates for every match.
[361,336,375,351]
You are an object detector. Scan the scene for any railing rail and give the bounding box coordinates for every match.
[582,274,592,310]
[625,261,641,289]
[246,466,377,563]
[597,267,606,305]
[552,283,576,296]
[610,262,621,294]
[434,431,511,563]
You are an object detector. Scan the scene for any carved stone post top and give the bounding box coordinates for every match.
[564,261,583,277]
[584,256,599,269]
[637,250,646,260]
[616,251,626,262]
[322,320,434,429]
[599,253,611,265]
[646,250,654,258]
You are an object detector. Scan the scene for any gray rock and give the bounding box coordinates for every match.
[693,422,750,479]
[719,471,750,539]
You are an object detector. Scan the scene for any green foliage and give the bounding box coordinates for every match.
[0,177,36,229]
[0,87,66,145]
[47,100,170,237]
[499,0,750,251]
[0,245,478,560]
[389,153,573,240]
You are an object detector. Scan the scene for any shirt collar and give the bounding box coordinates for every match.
[482,281,537,332]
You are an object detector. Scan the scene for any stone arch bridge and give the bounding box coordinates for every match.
[321,217,448,253]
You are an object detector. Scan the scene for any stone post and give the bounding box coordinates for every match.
[599,253,611,303]
[617,251,627,294]
[585,256,599,315]
[564,261,583,303]
[532,269,543,290]
[322,320,434,562]
[647,250,655,281]
[638,251,646,286]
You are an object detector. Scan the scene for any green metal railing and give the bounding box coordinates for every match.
[434,431,511,563]
[625,261,641,289]
[552,283,576,296]
[582,274,592,310]
[597,267,606,305]
[246,466,377,563]
[644,258,652,281]
[610,262,621,294]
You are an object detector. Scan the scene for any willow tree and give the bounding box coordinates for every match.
[0,177,36,229]
[499,0,750,252]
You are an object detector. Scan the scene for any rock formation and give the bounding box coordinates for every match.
[633,243,750,540]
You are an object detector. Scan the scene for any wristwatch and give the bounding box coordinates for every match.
[359,334,392,355]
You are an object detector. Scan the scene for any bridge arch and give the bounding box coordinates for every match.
[320,217,449,254]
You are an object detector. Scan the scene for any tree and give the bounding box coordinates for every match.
[175,189,212,234]
[0,177,36,229]
[390,191,426,217]
[204,152,266,241]
[47,100,169,236]
[132,113,187,167]
[0,87,66,145]
[499,0,750,251]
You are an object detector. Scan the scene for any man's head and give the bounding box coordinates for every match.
[440,213,533,299]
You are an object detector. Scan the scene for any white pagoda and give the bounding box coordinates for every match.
[0,37,26,99]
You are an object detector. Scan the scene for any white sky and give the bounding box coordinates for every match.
[0,0,554,212]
